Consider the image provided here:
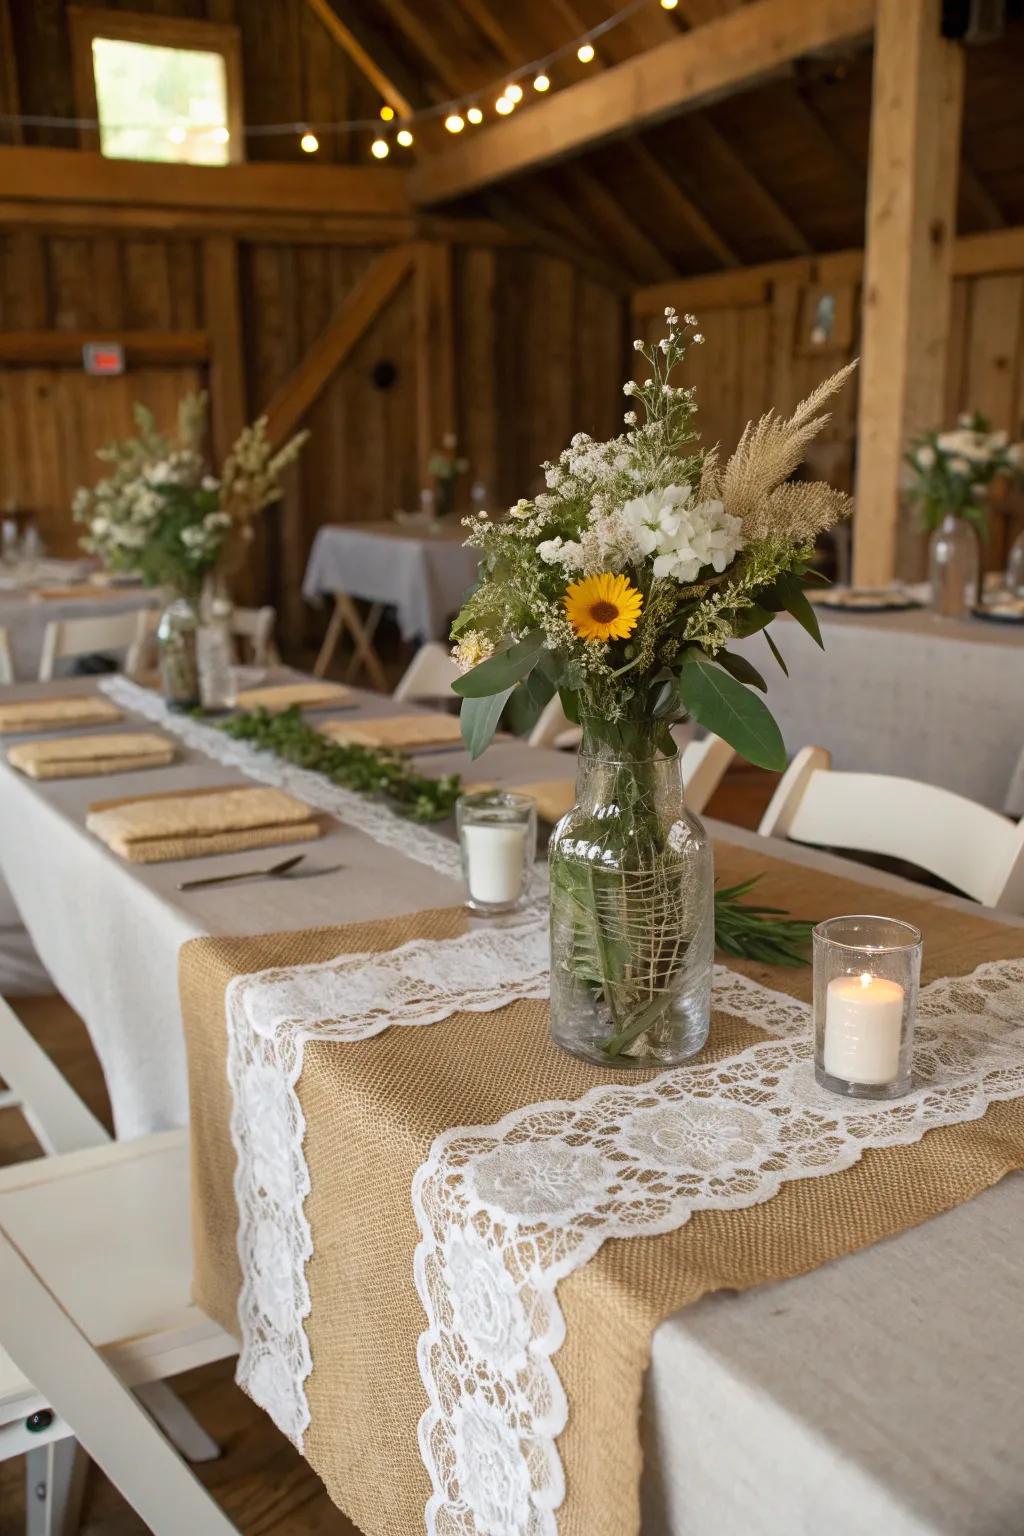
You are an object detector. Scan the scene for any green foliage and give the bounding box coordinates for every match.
[678,651,787,771]
[714,878,814,966]
[218,707,461,822]
[905,413,1024,534]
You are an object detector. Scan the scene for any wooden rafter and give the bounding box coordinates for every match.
[263,245,415,447]
[558,163,677,284]
[681,113,812,257]
[626,139,740,268]
[409,0,875,204]
[455,0,524,72]
[481,185,634,292]
[303,0,424,116]
[373,0,469,99]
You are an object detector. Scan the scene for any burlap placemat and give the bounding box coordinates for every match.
[0,696,123,733]
[88,785,321,864]
[321,713,463,751]
[7,731,174,781]
[180,843,1024,1536]
[234,681,353,713]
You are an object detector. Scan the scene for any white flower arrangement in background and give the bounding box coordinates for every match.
[905,412,1023,534]
[74,394,307,597]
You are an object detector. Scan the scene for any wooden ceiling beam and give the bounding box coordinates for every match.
[626,139,740,268]
[408,0,875,204]
[0,147,409,215]
[303,0,423,117]
[558,163,677,285]
[684,113,812,256]
[481,184,635,292]
[373,0,470,99]
[455,0,523,71]
[0,0,22,145]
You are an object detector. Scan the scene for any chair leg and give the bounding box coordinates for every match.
[135,1380,221,1464]
[312,595,347,679]
[25,1437,89,1536]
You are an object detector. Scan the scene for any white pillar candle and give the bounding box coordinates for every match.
[824,972,905,1084]
[462,823,527,905]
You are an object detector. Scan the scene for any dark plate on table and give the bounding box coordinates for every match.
[970,601,1024,626]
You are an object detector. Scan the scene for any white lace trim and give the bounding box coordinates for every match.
[218,923,1024,1535]
[99,676,464,879]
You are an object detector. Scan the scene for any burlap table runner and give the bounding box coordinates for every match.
[181,843,1024,1536]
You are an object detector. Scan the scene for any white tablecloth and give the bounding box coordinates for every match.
[0,573,154,681]
[0,677,1022,1533]
[302,522,480,641]
[733,607,1024,814]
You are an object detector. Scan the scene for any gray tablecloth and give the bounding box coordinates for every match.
[733,607,1024,815]
[302,522,481,641]
[0,674,1021,1536]
[0,575,154,681]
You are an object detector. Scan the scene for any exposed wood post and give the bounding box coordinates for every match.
[853,0,964,586]
[414,241,456,485]
[0,0,22,145]
[202,237,247,461]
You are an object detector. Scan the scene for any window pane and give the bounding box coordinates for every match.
[91,37,231,164]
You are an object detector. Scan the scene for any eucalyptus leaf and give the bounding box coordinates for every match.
[715,649,768,693]
[765,571,823,649]
[678,651,787,771]
[451,629,547,698]
[460,687,515,758]
[764,628,789,676]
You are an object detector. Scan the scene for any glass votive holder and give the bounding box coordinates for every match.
[456,790,537,915]
[813,915,922,1099]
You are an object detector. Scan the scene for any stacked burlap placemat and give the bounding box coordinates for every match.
[8,730,174,780]
[180,843,1024,1536]
[0,695,123,733]
[88,784,321,863]
[234,681,352,713]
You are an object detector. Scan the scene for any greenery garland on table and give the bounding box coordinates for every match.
[216,704,814,964]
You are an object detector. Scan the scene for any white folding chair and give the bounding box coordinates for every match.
[38,613,142,682]
[0,1130,238,1535]
[759,746,1024,912]
[0,999,229,1532]
[0,626,13,686]
[528,695,582,751]
[393,641,461,703]
[229,605,278,666]
[678,733,735,815]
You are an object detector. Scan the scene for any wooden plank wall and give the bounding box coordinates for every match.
[634,259,1024,573]
[0,230,626,639]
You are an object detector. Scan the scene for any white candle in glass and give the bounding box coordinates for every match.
[823,972,905,1084]
[462,822,527,906]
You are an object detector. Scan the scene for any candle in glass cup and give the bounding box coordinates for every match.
[824,971,905,1085]
[462,822,527,906]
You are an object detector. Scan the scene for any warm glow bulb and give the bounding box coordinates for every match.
[577,42,595,63]
[370,136,390,159]
[300,131,319,153]
[661,0,679,8]
[533,73,550,92]
[444,113,465,133]
[495,95,514,115]
[396,127,414,147]
[467,105,483,124]
[505,82,523,103]
[380,105,395,121]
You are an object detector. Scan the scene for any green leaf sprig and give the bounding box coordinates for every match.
[218,706,461,823]
[714,876,814,966]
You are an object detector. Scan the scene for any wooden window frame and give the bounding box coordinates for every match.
[68,5,245,164]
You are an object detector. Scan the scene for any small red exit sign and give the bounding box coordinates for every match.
[82,341,126,376]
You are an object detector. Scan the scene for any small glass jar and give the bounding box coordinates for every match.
[157,593,200,712]
[457,791,537,914]
[813,915,922,1099]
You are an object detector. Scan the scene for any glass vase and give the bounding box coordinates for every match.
[548,723,714,1068]
[1007,528,1024,597]
[928,512,979,618]
[156,593,200,712]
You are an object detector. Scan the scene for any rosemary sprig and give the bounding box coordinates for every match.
[218,706,461,823]
[714,876,814,966]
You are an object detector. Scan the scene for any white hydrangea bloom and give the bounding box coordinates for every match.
[620,484,743,584]
[915,445,936,469]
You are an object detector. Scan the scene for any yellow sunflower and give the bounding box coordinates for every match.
[563,572,643,643]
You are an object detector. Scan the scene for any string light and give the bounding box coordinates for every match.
[577,42,595,63]
[370,136,390,158]
[495,96,514,115]
[299,130,319,153]
[505,82,523,103]
[533,74,550,92]
[396,127,414,147]
[467,106,484,124]
[380,105,395,121]
[444,112,465,133]
[660,0,679,7]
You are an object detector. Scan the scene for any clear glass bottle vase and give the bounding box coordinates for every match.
[156,592,200,712]
[548,723,714,1068]
[928,511,979,618]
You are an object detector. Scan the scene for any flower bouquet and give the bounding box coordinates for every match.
[450,310,856,1066]
[428,433,470,520]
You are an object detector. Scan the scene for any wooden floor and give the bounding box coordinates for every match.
[0,763,776,1535]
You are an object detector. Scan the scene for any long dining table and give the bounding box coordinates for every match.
[0,671,1022,1535]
